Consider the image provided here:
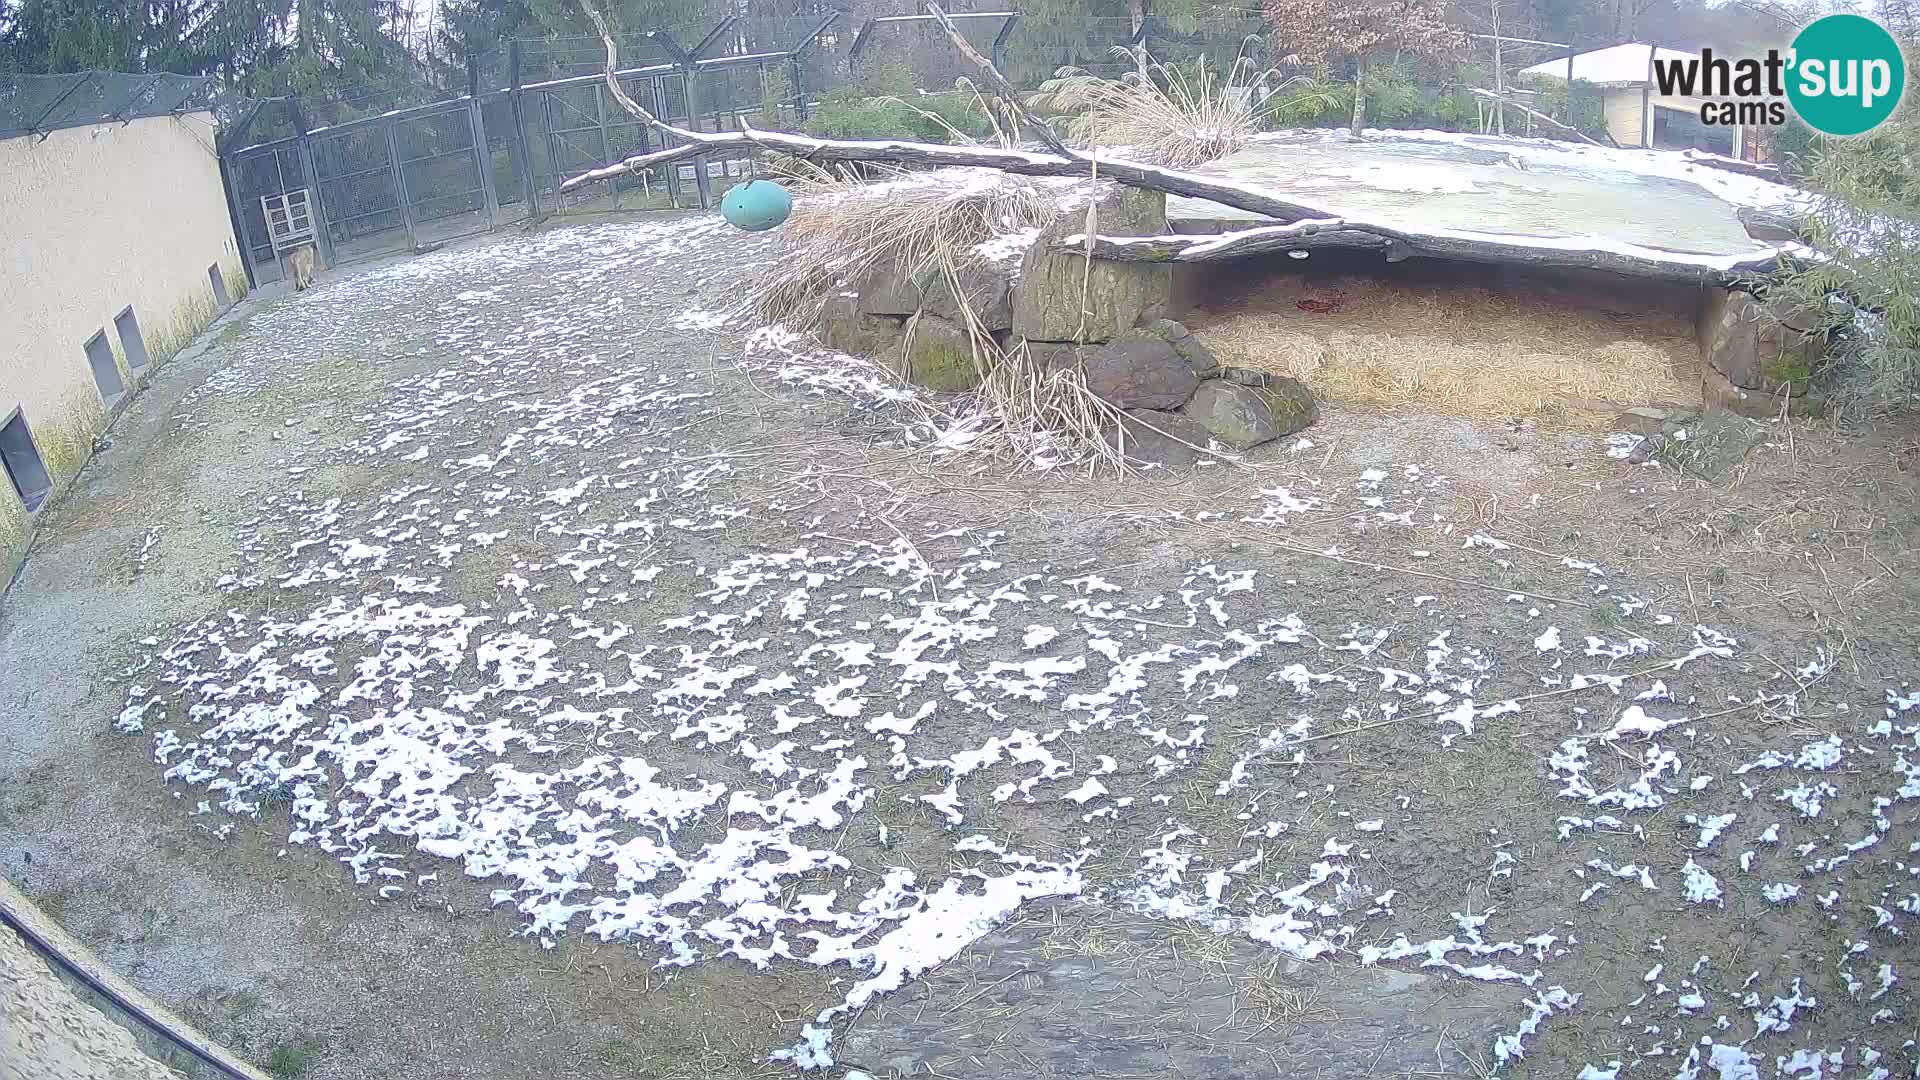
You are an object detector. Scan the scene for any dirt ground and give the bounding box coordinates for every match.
[1,214,1916,1080]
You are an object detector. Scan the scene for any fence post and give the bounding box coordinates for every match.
[784,11,842,125]
[288,96,336,270]
[216,152,260,290]
[652,29,712,210]
[991,12,1020,73]
[385,122,420,250]
[508,40,539,216]
[685,71,712,208]
[541,89,566,207]
[595,80,615,178]
[467,58,501,228]
[1565,51,1575,128]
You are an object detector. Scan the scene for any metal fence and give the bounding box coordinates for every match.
[219,15,864,285]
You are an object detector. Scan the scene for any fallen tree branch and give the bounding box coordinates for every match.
[558,125,1335,220]
[1468,88,1609,147]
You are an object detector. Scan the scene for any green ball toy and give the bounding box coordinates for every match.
[720,179,793,232]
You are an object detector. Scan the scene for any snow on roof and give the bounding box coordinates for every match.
[1520,43,1697,86]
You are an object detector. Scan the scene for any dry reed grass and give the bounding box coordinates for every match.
[1190,273,1702,427]
[1029,48,1337,168]
[752,164,1059,330]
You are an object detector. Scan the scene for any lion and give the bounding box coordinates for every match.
[289,243,318,291]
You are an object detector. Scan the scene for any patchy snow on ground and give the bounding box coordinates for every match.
[116,217,1916,1076]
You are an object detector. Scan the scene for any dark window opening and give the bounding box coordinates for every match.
[115,306,150,369]
[84,330,125,406]
[0,409,53,512]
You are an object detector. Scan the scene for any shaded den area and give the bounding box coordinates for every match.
[1171,249,1707,426]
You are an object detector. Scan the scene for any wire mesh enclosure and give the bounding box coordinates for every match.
[0,71,226,139]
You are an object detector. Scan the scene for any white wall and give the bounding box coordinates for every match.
[1602,87,1646,147]
[0,111,243,580]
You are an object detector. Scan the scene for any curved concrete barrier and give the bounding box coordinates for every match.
[0,876,272,1080]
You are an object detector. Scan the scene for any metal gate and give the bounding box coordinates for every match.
[226,141,308,285]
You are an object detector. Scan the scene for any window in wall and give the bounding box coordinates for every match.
[84,330,125,407]
[0,409,53,512]
[115,306,150,369]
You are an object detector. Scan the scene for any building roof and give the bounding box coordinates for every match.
[1519,43,1696,86]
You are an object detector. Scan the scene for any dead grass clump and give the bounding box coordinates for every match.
[1030,48,1336,168]
[1190,274,1701,426]
[752,165,1058,330]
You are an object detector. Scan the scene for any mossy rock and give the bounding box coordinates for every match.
[1696,287,1826,396]
[1143,319,1220,377]
[1012,187,1171,343]
[903,316,982,392]
[1182,377,1317,450]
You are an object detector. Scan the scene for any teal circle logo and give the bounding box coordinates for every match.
[1787,14,1905,136]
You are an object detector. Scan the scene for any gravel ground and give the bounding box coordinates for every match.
[2,214,1917,1080]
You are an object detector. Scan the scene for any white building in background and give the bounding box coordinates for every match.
[1520,43,1750,158]
[0,79,246,583]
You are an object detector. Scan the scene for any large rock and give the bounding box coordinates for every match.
[921,265,1013,332]
[855,262,924,317]
[1697,287,1824,396]
[1013,187,1172,342]
[902,315,982,392]
[1022,341,1102,373]
[820,292,906,356]
[1105,409,1215,467]
[857,260,1012,331]
[1700,357,1825,418]
[1182,376,1317,449]
[1143,318,1221,377]
[1084,334,1200,409]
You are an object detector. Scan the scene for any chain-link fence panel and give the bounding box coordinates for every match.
[310,125,408,261]
[477,94,532,217]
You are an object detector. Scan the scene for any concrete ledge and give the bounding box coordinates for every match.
[2,874,272,1079]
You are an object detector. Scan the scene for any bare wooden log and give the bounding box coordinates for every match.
[559,125,1333,220]
[1052,218,1396,259]
[1467,88,1608,147]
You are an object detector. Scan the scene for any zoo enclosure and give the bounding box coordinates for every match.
[217,8,1607,287]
